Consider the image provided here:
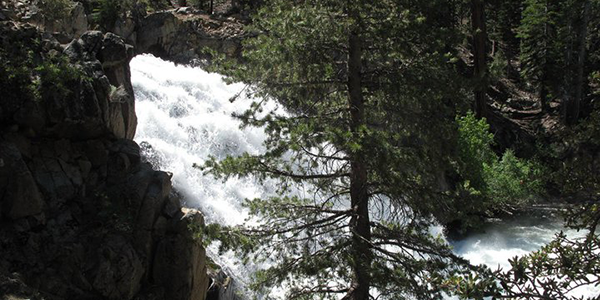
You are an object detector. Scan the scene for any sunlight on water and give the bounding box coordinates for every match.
[450,217,586,269]
[131,54,275,226]
[131,54,282,290]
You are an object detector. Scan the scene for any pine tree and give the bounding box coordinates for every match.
[518,0,562,113]
[202,0,473,299]
[563,0,592,124]
[471,0,488,118]
[487,0,522,80]
[519,0,595,121]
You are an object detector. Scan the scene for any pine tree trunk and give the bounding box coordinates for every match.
[471,0,487,118]
[344,28,372,300]
[562,14,574,124]
[571,0,590,124]
[540,6,550,114]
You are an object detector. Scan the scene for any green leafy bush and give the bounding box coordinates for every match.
[456,111,496,192]
[37,0,75,22]
[457,112,543,213]
[0,36,86,107]
[489,51,509,83]
[0,48,37,113]
[33,55,87,101]
[89,0,171,30]
[90,0,121,31]
[484,149,543,206]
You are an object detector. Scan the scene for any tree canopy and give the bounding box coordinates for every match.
[202,0,477,299]
[199,0,600,299]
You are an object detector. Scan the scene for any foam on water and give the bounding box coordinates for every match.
[131,54,597,299]
[131,54,276,227]
[449,217,588,269]
[131,54,283,287]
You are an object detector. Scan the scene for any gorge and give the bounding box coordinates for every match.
[130,54,596,299]
[1,1,599,299]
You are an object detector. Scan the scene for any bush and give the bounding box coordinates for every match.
[33,54,87,102]
[456,111,496,191]
[484,150,543,207]
[90,0,121,31]
[0,48,37,112]
[456,112,543,213]
[489,51,509,83]
[37,0,75,22]
[0,36,86,103]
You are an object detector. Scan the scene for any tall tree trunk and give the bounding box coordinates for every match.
[502,0,522,81]
[562,9,575,124]
[540,70,549,112]
[471,0,487,118]
[571,0,591,124]
[540,5,550,114]
[344,28,372,300]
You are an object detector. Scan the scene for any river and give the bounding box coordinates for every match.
[130,54,595,299]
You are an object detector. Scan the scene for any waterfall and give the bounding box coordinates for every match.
[131,54,279,289]
[131,54,597,299]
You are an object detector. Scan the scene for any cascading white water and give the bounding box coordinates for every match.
[449,216,570,268]
[131,54,596,299]
[131,54,275,226]
[131,54,281,289]
[448,217,599,299]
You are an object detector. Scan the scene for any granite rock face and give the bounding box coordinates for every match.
[0,14,209,300]
[134,10,245,64]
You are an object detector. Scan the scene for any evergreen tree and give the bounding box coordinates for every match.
[563,0,592,124]
[471,0,488,118]
[203,0,474,299]
[518,0,562,113]
[519,0,595,122]
[487,0,522,80]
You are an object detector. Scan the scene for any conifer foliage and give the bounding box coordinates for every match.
[203,0,471,299]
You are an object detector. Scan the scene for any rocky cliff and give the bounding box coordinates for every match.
[0,2,214,299]
[133,8,245,64]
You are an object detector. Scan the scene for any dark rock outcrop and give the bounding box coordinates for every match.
[134,10,245,64]
[0,16,209,300]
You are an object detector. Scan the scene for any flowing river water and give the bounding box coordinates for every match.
[130,54,596,299]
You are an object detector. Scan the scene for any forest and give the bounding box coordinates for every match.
[197,0,600,299]
[0,0,599,299]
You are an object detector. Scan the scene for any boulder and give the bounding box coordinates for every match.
[132,170,173,259]
[137,12,183,58]
[100,33,134,68]
[207,269,245,300]
[62,30,138,139]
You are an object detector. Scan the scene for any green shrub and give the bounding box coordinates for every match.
[37,0,75,22]
[457,111,496,191]
[457,112,543,213]
[145,0,170,11]
[0,38,87,105]
[90,0,121,31]
[484,149,543,206]
[0,48,37,110]
[33,55,87,102]
[489,51,509,83]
